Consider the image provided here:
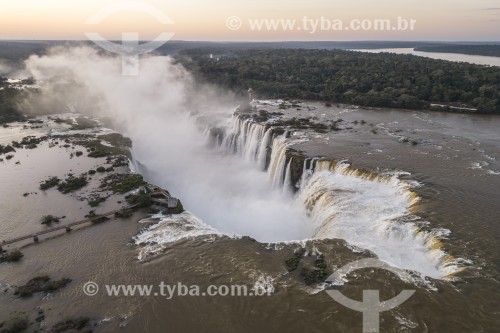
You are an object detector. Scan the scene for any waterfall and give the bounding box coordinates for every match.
[283,157,293,193]
[212,114,294,189]
[299,157,319,190]
[267,137,290,188]
[206,112,459,279]
[218,117,269,164]
[299,160,458,279]
[258,128,272,170]
[244,123,266,162]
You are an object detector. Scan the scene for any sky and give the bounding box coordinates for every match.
[0,0,499,41]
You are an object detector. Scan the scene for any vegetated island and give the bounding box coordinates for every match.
[415,45,500,58]
[175,48,500,114]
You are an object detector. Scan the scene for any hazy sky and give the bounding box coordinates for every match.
[0,0,499,41]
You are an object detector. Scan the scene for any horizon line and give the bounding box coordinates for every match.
[1,39,500,43]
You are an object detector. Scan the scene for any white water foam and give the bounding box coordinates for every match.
[298,165,446,278]
[134,211,226,260]
[250,273,276,295]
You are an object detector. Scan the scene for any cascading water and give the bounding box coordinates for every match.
[283,158,293,193]
[299,161,455,278]
[220,117,271,168]
[258,129,273,170]
[211,112,459,279]
[268,137,291,188]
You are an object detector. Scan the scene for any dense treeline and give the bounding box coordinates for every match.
[0,78,23,124]
[176,48,500,114]
[415,45,500,58]
[0,41,57,60]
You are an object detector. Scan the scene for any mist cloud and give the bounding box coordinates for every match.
[21,46,311,242]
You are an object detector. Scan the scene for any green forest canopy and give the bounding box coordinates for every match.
[176,48,500,114]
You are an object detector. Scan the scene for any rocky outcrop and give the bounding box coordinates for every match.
[285,149,306,191]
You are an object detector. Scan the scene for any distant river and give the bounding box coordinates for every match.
[352,48,500,67]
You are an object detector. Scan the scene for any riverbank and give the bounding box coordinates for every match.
[0,114,183,330]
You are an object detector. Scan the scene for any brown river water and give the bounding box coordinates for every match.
[0,103,499,333]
